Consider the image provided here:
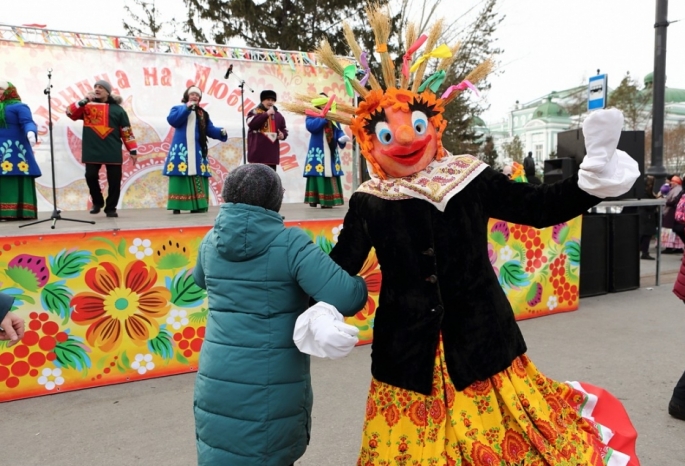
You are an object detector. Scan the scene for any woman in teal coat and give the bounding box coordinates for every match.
[192,164,367,466]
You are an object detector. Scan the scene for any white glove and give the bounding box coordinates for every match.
[338,135,351,144]
[26,132,37,147]
[293,302,359,359]
[577,108,640,198]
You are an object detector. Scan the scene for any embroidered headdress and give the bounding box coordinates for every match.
[282,3,493,180]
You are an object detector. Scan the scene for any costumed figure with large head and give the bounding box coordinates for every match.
[287,4,642,465]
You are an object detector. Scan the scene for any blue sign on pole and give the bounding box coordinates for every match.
[588,74,608,111]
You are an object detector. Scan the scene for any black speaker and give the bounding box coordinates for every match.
[579,214,609,298]
[608,212,640,292]
[556,129,645,199]
[543,157,575,184]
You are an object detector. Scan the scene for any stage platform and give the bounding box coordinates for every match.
[0,204,583,403]
[0,203,348,237]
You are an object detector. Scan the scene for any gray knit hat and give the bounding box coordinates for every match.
[222,164,283,212]
[94,80,112,95]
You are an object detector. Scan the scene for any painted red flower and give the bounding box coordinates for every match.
[71,261,171,352]
[535,419,559,442]
[471,441,500,466]
[501,429,530,463]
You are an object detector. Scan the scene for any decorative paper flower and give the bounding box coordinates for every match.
[37,367,65,391]
[166,309,189,330]
[131,353,155,375]
[128,238,154,260]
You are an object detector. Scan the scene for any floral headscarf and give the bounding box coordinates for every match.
[0,82,22,129]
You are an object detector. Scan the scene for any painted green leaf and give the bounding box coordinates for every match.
[316,235,333,255]
[156,253,190,270]
[49,249,92,278]
[94,249,116,258]
[96,355,109,370]
[40,281,73,324]
[117,239,127,257]
[120,351,130,370]
[499,261,530,289]
[490,231,507,247]
[54,338,91,373]
[90,236,117,250]
[565,241,581,265]
[175,351,189,365]
[148,328,174,360]
[170,270,206,307]
[189,308,208,324]
[5,266,39,292]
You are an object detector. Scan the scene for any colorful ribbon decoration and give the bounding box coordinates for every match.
[409,44,452,74]
[418,70,446,93]
[342,64,357,97]
[402,34,428,78]
[306,95,337,118]
[440,80,480,100]
[359,51,371,87]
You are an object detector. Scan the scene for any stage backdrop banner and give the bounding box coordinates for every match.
[0,39,354,211]
[0,215,580,402]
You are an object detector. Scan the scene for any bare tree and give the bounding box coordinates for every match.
[123,0,181,39]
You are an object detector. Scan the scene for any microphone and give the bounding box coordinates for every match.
[224,64,233,79]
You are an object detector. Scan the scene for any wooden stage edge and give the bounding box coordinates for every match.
[0,203,348,237]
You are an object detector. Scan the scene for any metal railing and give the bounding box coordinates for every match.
[0,23,327,68]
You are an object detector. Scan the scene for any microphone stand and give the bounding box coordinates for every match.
[20,69,96,229]
[224,67,254,165]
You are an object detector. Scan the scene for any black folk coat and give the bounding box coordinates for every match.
[329,165,601,395]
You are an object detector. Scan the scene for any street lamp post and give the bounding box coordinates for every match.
[647,0,669,183]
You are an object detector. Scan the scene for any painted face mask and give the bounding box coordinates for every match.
[351,88,447,179]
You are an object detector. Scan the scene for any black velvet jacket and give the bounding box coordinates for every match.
[329,166,601,395]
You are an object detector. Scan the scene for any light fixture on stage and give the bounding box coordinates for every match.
[223,63,254,165]
[19,69,96,230]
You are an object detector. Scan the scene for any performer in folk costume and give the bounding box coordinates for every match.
[0,81,41,220]
[246,90,288,171]
[303,94,351,208]
[163,86,227,214]
[67,80,138,218]
[286,6,641,465]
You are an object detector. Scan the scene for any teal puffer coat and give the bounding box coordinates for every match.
[192,203,368,466]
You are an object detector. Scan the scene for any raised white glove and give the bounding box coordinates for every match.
[338,135,351,144]
[293,302,359,359]
[27,132,37,147]
[577,108,639,198]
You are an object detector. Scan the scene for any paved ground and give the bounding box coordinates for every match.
[2,247,685,465]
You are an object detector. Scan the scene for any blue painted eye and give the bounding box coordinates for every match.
[375,122,394,145]
[412,111,428,135]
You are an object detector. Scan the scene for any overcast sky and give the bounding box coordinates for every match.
[2,0,684,123]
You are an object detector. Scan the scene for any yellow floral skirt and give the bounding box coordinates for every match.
[358,340,635,466]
